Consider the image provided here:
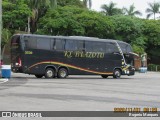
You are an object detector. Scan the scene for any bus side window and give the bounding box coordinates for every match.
[85,41,93,52]
[55,39,65,51]
[51,39,55,50]
[24,37,29,50]
[65,40,76,51]
[106,43,117,53]
[37,37,51,50]
[93,42,106,52]
[24,36,37,49]
[85,41,105,52]
[76,40,84,51]
[24,40,28,49]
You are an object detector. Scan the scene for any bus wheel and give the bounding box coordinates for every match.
[57,68,68,78]
[113,69,121,79]
[35,75,43,78]
[45,68,55,78]
[101,75,108,78]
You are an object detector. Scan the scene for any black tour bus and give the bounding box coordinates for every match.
[11,34,136,79]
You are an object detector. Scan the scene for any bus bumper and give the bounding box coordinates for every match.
[11,67,23,73]
[122,68,135,76]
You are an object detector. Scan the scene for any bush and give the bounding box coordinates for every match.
[148,64,160,71]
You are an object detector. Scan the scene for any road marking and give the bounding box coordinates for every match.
[0,79,8,84]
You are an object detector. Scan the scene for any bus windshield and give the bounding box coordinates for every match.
[118,42,132,53]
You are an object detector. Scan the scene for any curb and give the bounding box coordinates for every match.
[0,78,9,84]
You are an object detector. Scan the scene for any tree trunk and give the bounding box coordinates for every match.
[28,17,31,33]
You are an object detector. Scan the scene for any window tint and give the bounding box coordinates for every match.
[85,41,93,52]
[37,37,51,50]
[106,42,119,53]
[54,39,65,50]
[11,35,21,50]
[94,42,106,52]
[85,41,106,52]
[76,40,84,51]
[65,40,84,51]
[11,36,20,45]
[24,36,37,49]
[118,43,132,53]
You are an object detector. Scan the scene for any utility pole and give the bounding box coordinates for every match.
[0,0,2,75]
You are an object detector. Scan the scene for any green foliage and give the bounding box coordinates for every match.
[1,28,12,49]
[132,44,144,54]
[39,6,114,38]
[58,0,84,8]
[111,16,143,41]
[76,11,114,38]
[148,64,160,71]
[39,6,85,35]
[143,20,160,46]
[101,2,123,16]
[123,4,142,17]
[110,16,148,54]
[2,0,31,31]
[2,0,160,65]
[143,20,160,58]
[146,2,160,19]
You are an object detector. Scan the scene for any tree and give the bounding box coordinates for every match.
[58,0,84,8]
[1,29,11,59]
[101,2,123,16]
[123,4,142,17]
[110,15,146,54]
[146,2,160,20]
[38,6,114,38]
[26,0,57,33]
[2,0,31,31]
[83,0,92,9]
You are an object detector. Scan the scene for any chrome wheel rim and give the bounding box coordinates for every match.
[47,70,53,78]
[115,71,120,77]
[60,70,66,78]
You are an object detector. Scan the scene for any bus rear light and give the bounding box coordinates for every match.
[18,58,22,67]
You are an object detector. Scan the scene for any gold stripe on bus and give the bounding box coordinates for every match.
[27,61,113,75]
[122,65,130,71]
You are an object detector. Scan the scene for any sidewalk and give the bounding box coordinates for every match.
[0,78,8,84]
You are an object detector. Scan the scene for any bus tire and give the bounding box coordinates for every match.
[101,75,108,78]
[35,75,43,78]
[57,68,68,78]
[45,68,55,78]
[113,69,121,79]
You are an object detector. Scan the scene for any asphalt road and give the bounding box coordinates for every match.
[0,72,160,119]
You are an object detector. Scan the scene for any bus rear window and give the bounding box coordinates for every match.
[11,36,21,50]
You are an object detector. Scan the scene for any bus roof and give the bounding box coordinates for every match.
[13,34,129,45]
